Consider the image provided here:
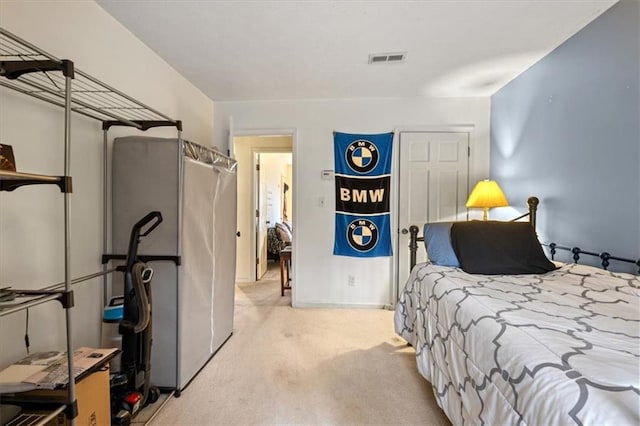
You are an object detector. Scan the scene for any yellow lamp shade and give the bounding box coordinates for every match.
[466,180,508,220]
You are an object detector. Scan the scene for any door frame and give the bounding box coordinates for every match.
[232,128,297,294]
[391,125,475,307]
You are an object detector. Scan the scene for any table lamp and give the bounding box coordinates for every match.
[466,180,509,221]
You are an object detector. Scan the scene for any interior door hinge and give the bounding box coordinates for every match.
[256,164,260,171]
[256,257,260,264]
[256,209,259,218]
[467,146,471,157]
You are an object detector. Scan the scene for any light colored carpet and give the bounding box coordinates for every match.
[150,263,449,425]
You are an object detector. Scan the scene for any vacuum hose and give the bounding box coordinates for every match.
[121,262,151,333]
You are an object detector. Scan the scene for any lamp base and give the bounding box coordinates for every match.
[482,208,489,221]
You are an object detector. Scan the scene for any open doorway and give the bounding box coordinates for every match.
[255,152,293,280]
[233,135,293,283]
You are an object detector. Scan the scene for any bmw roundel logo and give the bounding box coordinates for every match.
[347,219,379,252]
[346,140,379,174]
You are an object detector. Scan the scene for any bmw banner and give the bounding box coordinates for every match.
[333,132,393,257]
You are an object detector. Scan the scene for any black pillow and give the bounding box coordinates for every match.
[450,221,557,275]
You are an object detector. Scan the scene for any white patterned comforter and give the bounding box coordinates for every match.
[394,262,640,426]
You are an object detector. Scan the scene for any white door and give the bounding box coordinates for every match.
[257,177,268,279]
[256,155,269,280]
[396,132,469,293]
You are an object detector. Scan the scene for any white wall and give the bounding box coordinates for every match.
[0,1,214,366]
[215,98,490,307]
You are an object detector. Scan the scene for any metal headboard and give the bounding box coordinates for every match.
[408,196,539,273]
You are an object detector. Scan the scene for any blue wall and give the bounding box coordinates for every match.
[490,0,639,271]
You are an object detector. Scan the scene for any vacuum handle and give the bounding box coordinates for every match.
[136,211,163,237]
[127,211,163,271]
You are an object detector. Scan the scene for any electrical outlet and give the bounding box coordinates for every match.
[347,275,355,286]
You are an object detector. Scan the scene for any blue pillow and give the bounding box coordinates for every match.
[424,222,460,267]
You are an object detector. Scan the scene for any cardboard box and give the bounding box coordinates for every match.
[0,347,117,390]
[17,367,111,426]
[62,367,110,426]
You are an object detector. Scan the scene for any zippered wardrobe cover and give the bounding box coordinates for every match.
[111,137,237,390]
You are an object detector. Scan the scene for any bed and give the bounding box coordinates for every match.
[394,198,640,425]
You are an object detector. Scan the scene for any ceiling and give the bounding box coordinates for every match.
[96,0,617,102]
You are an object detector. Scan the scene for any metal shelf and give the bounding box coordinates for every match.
[4,405,66,426]
[0,26,181,425]
[0,290,71,318]
[0,269,116,317]
[0,28,179,130]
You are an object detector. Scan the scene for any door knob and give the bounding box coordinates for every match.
[236,231,241,237]
[401,228,408,235]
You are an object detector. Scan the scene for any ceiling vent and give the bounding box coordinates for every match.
[368,52,407,64]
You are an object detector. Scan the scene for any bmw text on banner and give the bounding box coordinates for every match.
[333,132,393,257]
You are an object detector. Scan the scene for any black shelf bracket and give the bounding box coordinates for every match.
[101,254,182,266]
[58,290,74,309]
[65,399,78,420]
[0,59,74,79]
[59,176,73,193]
[0,289,74,309]
[102,120,182,131]
[0,176,73,193]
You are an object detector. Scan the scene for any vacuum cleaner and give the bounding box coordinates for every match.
[106,211,163,425]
